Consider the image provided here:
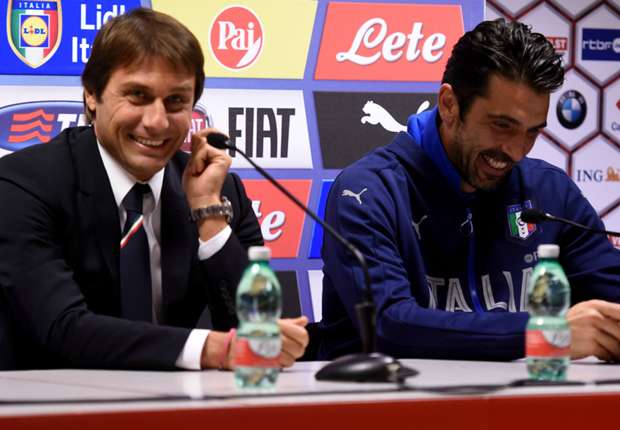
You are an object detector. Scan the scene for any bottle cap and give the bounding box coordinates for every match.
[248,246,271,261]
[537,244,560,258]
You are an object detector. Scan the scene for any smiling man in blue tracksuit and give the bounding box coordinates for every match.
[320,19,620,362]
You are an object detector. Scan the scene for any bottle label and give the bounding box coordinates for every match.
[526,329,570,357]
[233,337,281,368]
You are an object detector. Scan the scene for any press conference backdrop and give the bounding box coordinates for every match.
[0,0,618,323]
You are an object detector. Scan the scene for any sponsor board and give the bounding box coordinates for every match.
[581,28,620,62]
[0,85,84,153]
[519,2,571,66]
[152,0,316,79]
[200,89,312,168]
[308,180,334,259]
[307,270,323,322]
[6,0,62,68]
[602,78,620,142]
[180,103,213,152]
[572,136,620,213]
[602,205,620,249]
[315,2,463,81]
[314,91,436,168]
[556,89,587,130]
[527,134,568,172]
[243,179,311,258]
[575,5,620,84]
[546,70,599,148]
[2,0,141,74]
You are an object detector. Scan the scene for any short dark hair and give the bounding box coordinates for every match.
[442,19,564,119]
[81,7,205,122]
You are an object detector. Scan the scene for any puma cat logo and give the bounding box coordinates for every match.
[360,100,431,133]
[342,188,368,205]
[411,215,428,240]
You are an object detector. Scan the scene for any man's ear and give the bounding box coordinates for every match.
[437,83,460,127]
[84,89,97,115]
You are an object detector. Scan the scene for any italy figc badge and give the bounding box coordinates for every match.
[507,200,537,240]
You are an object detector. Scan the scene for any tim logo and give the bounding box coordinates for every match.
[209,5,263,70]
[243,179,311,258]
[7,0,62,68]
[315,2,463,81]
[181,104,212,152]
[0,101,84,152]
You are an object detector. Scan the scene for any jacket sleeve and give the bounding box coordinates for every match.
[198,172,264,330]
[558,178,620,304]
[0,176,191,370]
[322,168,529,361]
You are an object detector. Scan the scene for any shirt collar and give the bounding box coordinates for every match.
[407,107,475,201]
[96,141,164,208]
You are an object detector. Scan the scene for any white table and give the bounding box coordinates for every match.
[1,358,619,429]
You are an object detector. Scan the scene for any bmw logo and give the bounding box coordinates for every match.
[556,90,587,129]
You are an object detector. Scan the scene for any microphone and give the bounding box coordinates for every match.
[520,209,620,237]
[206,132,418,383]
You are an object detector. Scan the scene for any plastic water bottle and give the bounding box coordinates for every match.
[526,244,571,381]
[233,246,282,388]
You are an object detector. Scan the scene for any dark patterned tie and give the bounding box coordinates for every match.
[119,183,152,322]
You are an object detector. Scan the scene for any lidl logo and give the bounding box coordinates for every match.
[0,101,84,151]
[7,0,62,68]
[243,179,311,258]
[209,5,263,70]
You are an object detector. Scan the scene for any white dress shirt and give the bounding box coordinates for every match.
[97,142,232,369]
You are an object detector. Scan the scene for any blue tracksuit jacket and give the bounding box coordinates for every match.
[319,107,620,361]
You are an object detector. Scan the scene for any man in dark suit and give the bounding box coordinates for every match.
[0,8,308,370]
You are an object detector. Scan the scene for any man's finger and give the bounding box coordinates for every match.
[281,334,305,359]
[279,350,296,368]
[278,320,309,349]
[593,300,620,322]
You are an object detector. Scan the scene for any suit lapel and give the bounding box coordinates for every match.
[70,128,121,287]
[160,159,195,321]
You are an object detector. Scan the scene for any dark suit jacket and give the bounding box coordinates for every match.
[0,127,263,370]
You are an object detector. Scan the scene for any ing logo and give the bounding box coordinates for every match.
[209,5,264,70]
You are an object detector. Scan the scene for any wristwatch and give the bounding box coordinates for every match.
[190,196,233,224]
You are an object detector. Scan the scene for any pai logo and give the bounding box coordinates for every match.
[7,0,62,68]
[0,101,85,152]
[209,5,264,70]
[242,179,311,258]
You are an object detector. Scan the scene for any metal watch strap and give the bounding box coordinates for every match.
[190,196,233,224]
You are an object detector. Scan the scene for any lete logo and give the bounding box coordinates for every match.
[0,101,85,152]
[315,2,464,81]
[209,5,264,70]
[243,179,311,258]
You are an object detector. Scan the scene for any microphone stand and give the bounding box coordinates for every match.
[207,133,417,383]
[521,209,620,237]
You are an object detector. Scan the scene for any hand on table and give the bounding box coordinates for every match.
[567,299,620,362]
